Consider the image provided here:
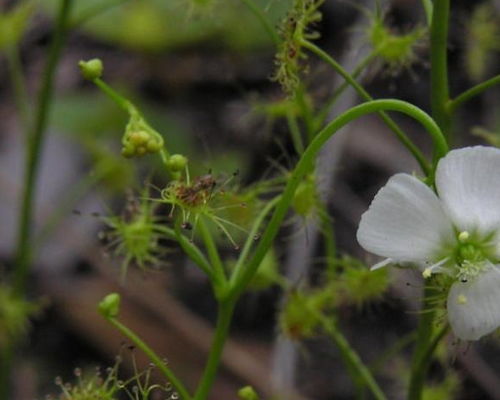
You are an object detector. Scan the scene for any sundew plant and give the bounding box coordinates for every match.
[1,0,500,399]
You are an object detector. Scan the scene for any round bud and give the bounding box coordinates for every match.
[237,386,259,400]
[129,131,149,146]
[98,293,121,318]
[78,58,103,80]
[146,139,161,153]
[166,154,188,172]
[121,145,134,158]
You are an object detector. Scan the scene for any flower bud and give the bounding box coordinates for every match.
[166,154,188,172]
[237,386,259,400]
[98,293,121,318]
[79,58,103,80]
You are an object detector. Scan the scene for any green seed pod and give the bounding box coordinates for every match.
[237,386,259,400]
[98,293,121,318]
[166,154,188,172]
[78,58,103,80]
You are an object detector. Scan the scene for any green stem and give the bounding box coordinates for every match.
[314,51,377,131]
[93,77,134,113]
[421,0,433,26]
[321,317,387,400]
[448,75,500,113]
[193,300,235,400]
[429,0,451,138]
[408,287,446,400]
[6,45,30,131]
[229,99,446,300]
[198,218,227,291]
[301,39,430,175]
[156,225,215,282]
[230,196,281,286]
[107,317,192,400]
[13,0,73,295]
[286,110,305,154]
[238,0,281,46]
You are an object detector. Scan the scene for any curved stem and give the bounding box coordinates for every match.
[13,0,73,295]
[301,39,430,175]
[107,317,192,400]
[321,317,387,400]
[229,99,446,300]
[93,77,134,113]
[193,300,235,400]
[448,75,500,113]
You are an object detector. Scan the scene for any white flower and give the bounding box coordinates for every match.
[357,146,500,340]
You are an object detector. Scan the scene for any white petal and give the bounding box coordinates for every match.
[436,146,500,235]
[447,266,500,341]
[357,174,455,263]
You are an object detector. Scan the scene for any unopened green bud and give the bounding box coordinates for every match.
[129,130,150,146]
[237,386,259,400]
[98,293,121,318]
[146,139,161,153]
[79,58,103,80]
[166,154,188,172]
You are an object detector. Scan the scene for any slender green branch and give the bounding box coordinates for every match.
[321,317,387,400]
[229,99,446,300]
[429,0,451,138]
[6,45,30,131]
[93,78,134,113]
[198,218,227,290]
[301,39,430,175]
[13,0,73,295]
[238,0,281,46]
[408,286,447,400]
[156,225,215,282]
[230,196,281,286]
[193,300,235,400]
[448,75,500,113]
[314,51,377,131]
[421,0,433,26]
[286,110,305,154]
[107,317,192,400]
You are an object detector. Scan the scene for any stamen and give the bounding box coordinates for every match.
[422,257,449,278]
[458,231,470,243]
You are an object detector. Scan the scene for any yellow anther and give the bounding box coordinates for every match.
[458,231,470,243]
[422,268,432,279]
[457,294,467,305]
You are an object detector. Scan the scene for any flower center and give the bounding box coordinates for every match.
[453,231,490,282]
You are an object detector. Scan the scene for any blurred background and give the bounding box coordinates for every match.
[1,0,500,399]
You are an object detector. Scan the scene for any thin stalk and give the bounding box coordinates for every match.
[229,99,446,300]
[238,0,281,46]
[448,75,500,113]
[321,317,387,400]
[429,0,451,139]
[93,78,134,113]
[107,317,192,400]
[421,0,433,26]
[6,45,30,131]
[301,39,430,175]
[198,218,227,290]
[315,51,377,131]
[286,110,305,154]
[230,195,281,285]
[408,286,440,400]
[13,0,73,295]
[193,300,236,400]
[295,86,316,142]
